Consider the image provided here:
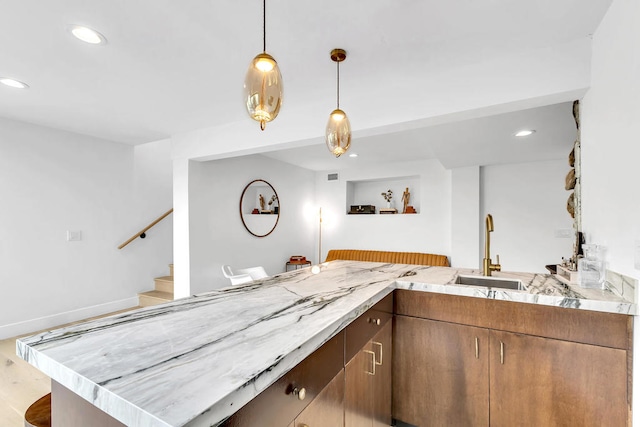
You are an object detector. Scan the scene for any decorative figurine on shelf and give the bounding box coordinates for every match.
[259,194,265,211]
[401,187,410,214]
[381,189,393,208]
[268,195,278,214]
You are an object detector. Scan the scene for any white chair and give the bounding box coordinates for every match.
[221,265,253,286]
[236,266,268,280]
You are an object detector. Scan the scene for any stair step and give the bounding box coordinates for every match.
[138,290,173,307]
[169,263,174,277]
[154,275,174,293]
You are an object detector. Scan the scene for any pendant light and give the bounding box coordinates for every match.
[244,0,283,131]
[325,48,351,157]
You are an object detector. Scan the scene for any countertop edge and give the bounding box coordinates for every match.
[395,280,637,315]
[16,338,172,427]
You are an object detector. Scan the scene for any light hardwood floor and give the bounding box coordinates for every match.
[0,307,140,427]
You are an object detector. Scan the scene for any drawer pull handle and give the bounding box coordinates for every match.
[372,341,383,366]
[364,350,376,375]
[475,337,479,359]
[292,387,306,401]
[368,317,381,326]
[500,341,504,365]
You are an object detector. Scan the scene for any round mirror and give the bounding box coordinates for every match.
[239,179,280,237]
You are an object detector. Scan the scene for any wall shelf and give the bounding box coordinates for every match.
[346,175,420,214]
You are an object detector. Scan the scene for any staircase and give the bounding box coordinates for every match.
[138,264,174,307]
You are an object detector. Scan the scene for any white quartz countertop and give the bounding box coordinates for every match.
[17,261,636,427]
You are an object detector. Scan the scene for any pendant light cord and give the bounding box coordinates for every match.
[336,61,340,109]
[263,0,266,52]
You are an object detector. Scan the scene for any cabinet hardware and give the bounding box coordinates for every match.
[475,337,479,359]
[368,317,381,326]
[292,387,306,401]
[372,341,383,366]
[500,341,504,364]
[364,350,376,375]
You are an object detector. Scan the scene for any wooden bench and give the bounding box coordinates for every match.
[325,249,450,267]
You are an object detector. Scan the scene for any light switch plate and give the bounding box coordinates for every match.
[635,239,640,270]
[554,229,574,239]
[67,230,82,242]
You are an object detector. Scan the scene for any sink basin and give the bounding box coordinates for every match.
[455,275,523,290]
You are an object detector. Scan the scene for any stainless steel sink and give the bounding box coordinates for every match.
[455,275,523,290]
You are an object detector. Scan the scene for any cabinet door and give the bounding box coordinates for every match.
[345,341,375,427]
[393,316,489,426]
[295,369,344,427]
[372,321,392,427]
[489,330,628,427]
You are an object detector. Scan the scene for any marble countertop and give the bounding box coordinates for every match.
[17,261,636,427]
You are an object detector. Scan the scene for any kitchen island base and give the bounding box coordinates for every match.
[51,380,125,427]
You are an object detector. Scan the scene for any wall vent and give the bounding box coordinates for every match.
[327,173,339,181]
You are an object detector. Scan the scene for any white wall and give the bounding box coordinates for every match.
[131,138,174,275]
[481,160,575,274]
[582,0,640,279]
[315,160,452,263]
[188,155,316,294]
[312,158,571,272]
[172,158,191,299]
[0,118,173,338]
[581,0,640,424]
[451,166,481,268]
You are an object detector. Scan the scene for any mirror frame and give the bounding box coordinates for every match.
[239,179,280,237]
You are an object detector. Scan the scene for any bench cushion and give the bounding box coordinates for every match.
[325,249,450,267]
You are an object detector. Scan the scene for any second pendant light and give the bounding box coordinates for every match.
[325,48,351,157]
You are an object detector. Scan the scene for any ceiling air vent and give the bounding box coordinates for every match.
[327,173,339,181]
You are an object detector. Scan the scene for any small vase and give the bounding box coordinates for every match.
[386,201,392,209]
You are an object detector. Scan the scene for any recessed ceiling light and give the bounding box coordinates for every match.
[69,25,107,45]
[348,153,358,158]
[0,77,29,89]
[515,129,536,137]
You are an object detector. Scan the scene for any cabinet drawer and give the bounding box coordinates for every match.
[224,330,344,427]
[394,289,631,349]
[345,293,393,363]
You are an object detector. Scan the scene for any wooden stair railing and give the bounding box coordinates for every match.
[118,208,173,249]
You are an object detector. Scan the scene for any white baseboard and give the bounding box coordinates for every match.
[0,296,139,340]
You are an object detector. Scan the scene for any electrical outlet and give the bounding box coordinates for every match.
[66,230,82,242]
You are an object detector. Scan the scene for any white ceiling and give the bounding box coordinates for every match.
[0,0,611,150]
[262,102,577,170]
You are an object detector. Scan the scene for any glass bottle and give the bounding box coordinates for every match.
[578,244,605,289]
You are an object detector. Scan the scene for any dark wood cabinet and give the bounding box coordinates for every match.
[345,344,373,427]
[489,330,628,427]
[372,321,392,427]
[224,331,344,427]
[393,290,632,427]
[294,369,344,427]
[224,289,631,427]
[345,320,392,427]
[393,316,489,426]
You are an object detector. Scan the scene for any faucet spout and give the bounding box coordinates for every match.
[483,214,501,276]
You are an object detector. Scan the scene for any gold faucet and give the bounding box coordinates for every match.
[483,214,501,276]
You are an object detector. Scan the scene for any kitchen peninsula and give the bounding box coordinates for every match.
[17,261,635,427]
